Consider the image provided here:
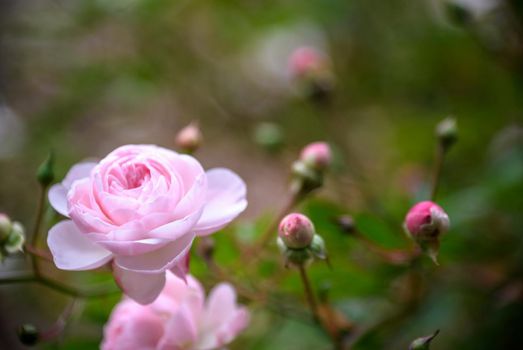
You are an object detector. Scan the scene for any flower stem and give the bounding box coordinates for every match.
[31,185,48,276]
[430,144,444,201]
[255,193,300,250]
[297,264,319,323]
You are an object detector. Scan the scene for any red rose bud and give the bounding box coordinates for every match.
[279,213,316,249]
[405,201,449,265]
[175,122,202,153]
[300,142,331,171]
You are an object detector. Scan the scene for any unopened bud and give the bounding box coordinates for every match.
[289,47,326,77]
[4,222,25,254]
[405,201,449,240]
[0,213,12,242]
[309,234,327,260]
[254,122,284,153]
[277,236,314,268]
[175,122,202,153]
[300,142,331,171]
[405,201,449,264]
[436,117,458,152]
[36,152,54,187]
[409,329,440,350]
[17,324,39,346]
[336,215,356,235]
[279,213,315,249]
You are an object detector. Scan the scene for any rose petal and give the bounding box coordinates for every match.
[147,208,203,240]
[113,264,166,305]
[62,162,97,188]
[115,233,194,274]
[48,184,69,217]
[198,283,250,349]
[47,220,113,270]
[194,168,247,236]
[48,162,97,217]
[158,302,198,350]
[97,238,169,256]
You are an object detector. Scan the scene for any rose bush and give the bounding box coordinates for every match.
[47,145,247,304]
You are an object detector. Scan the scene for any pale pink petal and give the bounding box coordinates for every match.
[62,162,97,188]
[47,220,113,270]
[101,300,164,350]
[194,168,247,236]
[198,283,250,349]
[48,162,97,217]
[113,264,166,305]
[147,208,203,240]
[114,233,194,274]
[170,251,190,282]
[48,184,69,217]
[158,303,198,350]
[97,238,169,256]
[204,283,238,330]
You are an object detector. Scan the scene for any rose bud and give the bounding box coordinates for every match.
[278,213,315,249]
[17,324,39,346]
[36,152,54,187]
[405,201,449,241]
[405,201,449,265]
[0,213,12,242]
[289,47,325,79]
[300,142,331,171]
[409,329,440,350]
[175,122,202,153]
[4,222,25,254]
[436,117,458,152]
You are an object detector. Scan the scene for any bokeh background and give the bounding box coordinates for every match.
[0,0,522,349]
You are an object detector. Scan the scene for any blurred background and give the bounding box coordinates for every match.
[0,0,522,349]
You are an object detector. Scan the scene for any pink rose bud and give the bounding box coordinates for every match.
[405,201,450,240]
[300,142,331,171]
[279,213,316,249]
[289,47,324,78]
[175,122,202,153]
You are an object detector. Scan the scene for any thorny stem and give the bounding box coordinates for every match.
[430,144,445,201]
[298,264,320,323]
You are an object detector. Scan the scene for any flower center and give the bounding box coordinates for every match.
[123,163,150,189]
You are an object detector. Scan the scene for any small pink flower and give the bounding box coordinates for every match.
[47,145,247,304]
[300,142,331,171]
[288,47,324,78]
[278,213,315,249]
[404,201,449,240]
[101,273,250,350]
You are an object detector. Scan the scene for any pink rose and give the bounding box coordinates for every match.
[404,201,449,240]
[101,273,250,350]
[47,145,247,304]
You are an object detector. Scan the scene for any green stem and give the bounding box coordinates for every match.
[430,144,444,201]
[298,264,319,323]
[255,193,300,250]
[31,185,48,276]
